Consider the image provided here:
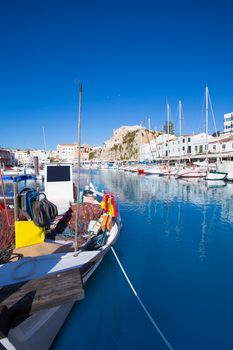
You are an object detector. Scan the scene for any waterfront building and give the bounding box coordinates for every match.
[208,134,233,155]
[224,112,233,133]
[140,132,233,162]
[140,143,154,162]
[12,149,57,166]
[57,143,92,162]
[0,148,11,166]
[150,134,176,160]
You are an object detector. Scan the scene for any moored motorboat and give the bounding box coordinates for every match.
[176,166,207,178]
[205,171,227,181]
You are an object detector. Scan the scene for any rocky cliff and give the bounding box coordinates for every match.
[89,125,160,161]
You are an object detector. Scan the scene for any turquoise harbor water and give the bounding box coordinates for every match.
[1,171,233,349]
[52,170,233,350]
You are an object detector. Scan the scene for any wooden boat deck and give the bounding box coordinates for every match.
[12,241,74,260]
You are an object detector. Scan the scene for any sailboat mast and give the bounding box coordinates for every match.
[167,102,170,166]
[167,103,170,135]
[42,126,47,151]
[148,115,151,132]
[178,100,182,165]
[74,83,82,252]
[205,86,209,162]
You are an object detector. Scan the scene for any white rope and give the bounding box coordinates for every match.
[111,247,174,350]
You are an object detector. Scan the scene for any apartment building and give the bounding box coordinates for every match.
[12,149,57,165]
[0,149,11,166]
[57,144,92,161]
[140,133,221,161]
[224,112,233,133]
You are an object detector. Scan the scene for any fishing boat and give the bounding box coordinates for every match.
[0,165,121,350]
[0,85,121,350]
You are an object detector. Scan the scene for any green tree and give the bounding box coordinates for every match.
[162,121,175,135]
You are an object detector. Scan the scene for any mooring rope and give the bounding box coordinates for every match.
[111,247,174,350]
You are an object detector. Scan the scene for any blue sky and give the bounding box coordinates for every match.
[0,0,233,149]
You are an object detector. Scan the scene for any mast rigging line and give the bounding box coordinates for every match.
[111,247,174,350]
[208,93,218,135]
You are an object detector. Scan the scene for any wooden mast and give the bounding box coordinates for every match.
[74,83,82,252]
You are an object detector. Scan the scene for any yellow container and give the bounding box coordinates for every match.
[15,221,45,248]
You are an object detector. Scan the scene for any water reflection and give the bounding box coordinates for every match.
[199,204,207,260]
[85,170,233,222]
[54,170,233,350]
[77,169,233,262]
[2,170,233,263]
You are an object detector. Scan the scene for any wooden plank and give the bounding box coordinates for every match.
[0,268,84,315]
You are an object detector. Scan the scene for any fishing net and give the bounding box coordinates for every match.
[48,203,103,247]
[0,209,15,263]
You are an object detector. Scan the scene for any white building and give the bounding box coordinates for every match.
[140,133,217,162]
[57,144,76,161]
[224,112,233,133]
[57,144,91,162]
[13,149,57,165]
[208,134,233,155]
[150,134,176,159]
[140,143,154,162]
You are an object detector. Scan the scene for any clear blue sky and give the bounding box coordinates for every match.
[1,0,233,149]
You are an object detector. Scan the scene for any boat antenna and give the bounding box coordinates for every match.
[74,82,82,252]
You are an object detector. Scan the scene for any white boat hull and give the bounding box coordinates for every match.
[205,172,227,181]
[177,169,207,178]
[2,259,103,350]
[0,218,120,350]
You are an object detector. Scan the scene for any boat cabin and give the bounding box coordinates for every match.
[44,163,74,215]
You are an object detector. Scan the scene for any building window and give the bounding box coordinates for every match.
[195,146,198,152]
[183,138,185,143]
[222,144,226,150]
[187,146,191,153]
[188,138,191,142]
[182,146,185,151]
[213,145,216,151]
